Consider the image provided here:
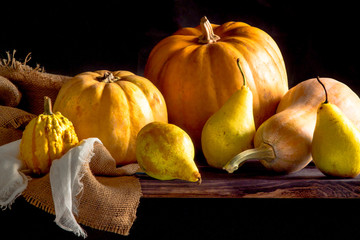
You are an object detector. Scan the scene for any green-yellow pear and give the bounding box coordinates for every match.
[136,122,201,183]
[201,58,255,169]
[312,77,360,178]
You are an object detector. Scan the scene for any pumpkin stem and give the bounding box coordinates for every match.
[316,76,328,104]
[198,16,220,44]
[223,143,275,173]
[98,72,119,83]
[44,96,53,115]
[237,58,246,87]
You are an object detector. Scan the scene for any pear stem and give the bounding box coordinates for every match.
[197,176,202,185]
[223,143,275,173]
[237,58,246,87]
[316,76,328,104]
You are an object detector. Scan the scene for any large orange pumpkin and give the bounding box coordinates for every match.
[53,70,168,165]
[144,16,288,148]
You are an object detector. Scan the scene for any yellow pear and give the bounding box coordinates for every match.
[201,58,255,169]
[312,77,360,178]
[136,122,201,183]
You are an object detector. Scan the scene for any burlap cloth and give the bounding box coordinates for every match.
[0,52,142,236]
[0,50,71,115]
[22,143,142,235]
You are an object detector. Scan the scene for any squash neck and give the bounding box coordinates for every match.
[223,143,275,173]
[198,16,220,44]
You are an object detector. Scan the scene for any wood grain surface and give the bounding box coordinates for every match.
[138,160,360,198]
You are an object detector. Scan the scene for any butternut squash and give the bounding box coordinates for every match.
[224,78,360,174]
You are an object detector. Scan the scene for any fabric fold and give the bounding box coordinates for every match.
[0,137,142,237]
[0,139,28,209]
[50,138,101,238]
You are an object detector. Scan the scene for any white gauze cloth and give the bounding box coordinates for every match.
[0,139,28,208]
[0,137,102,238]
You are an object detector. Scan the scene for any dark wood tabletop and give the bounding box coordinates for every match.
[139,160,360,198]
[3,160,360,240]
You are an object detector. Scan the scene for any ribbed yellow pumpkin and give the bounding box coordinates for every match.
[53,70,168,165]
[20,96,79,174]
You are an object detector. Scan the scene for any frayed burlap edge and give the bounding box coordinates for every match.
[0,50,45,73]
[22,192,56,215]
[0,50,71,115]
[22,175,142,236]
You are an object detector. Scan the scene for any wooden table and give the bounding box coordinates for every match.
[135,162,360,239]
[139,160,360,198]
[3,161,360,240]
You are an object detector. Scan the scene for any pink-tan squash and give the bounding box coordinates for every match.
[224,78,360,174]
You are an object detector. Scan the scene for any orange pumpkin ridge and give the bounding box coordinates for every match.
[144,16,288,148]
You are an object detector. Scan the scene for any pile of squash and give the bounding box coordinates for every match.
[17,16,360,178]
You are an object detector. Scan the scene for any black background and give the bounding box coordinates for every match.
[2,0,360,91]
[2,197,360,240]
[1,1,360,239]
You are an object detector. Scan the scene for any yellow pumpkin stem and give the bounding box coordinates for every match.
[198,16,220,44]
[97,72,119,83]
[44,96,53,115]
[223,143,275,173]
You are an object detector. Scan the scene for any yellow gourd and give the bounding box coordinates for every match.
[20,96,79,174]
